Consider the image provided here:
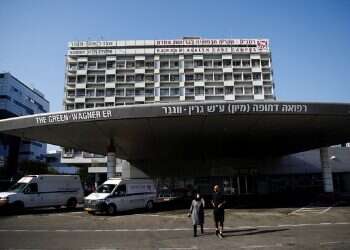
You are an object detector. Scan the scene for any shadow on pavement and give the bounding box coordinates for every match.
[223,228,289,237]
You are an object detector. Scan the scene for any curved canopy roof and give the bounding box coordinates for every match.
[1,101,350,161]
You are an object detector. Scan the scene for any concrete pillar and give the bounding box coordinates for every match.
[107,139,116,179]
[320,147,334,193]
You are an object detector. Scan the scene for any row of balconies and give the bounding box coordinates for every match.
[65,85,273,100]
[68,58,271,71]
[67,72,271,84]
[64,93,276,110]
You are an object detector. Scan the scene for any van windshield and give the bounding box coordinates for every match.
[8,182,27,192]
[96,184,115,193]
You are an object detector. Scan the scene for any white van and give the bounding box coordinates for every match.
[0,175,84,211]
[84,178,156,215]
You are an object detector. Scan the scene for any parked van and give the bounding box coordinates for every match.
[84,178,156,215]
[0,175,84,211]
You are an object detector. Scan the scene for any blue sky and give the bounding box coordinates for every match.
[0,0,349,113]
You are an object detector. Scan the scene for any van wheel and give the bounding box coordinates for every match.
[66,198,77,209]
[146,201,154,211]
[106,204,116,215]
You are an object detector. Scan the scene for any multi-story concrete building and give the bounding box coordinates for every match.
[0,72,49,176]
[62,37,275,181]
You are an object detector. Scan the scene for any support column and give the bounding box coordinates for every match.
[107,139,116,179]
[320,147,334,193]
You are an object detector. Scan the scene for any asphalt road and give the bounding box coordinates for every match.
[0,205,350,249]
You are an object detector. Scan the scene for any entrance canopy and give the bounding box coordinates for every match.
[1,101,350,161]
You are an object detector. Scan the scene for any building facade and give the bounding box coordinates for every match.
[62,37,275,180]
[0,72,49,176]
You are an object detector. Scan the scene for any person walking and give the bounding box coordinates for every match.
[188,193,205,237]
[211,185,226,238]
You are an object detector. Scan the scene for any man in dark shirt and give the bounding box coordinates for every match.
[211,185,225,238]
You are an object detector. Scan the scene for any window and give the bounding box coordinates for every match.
[135,60,145,68]
[235,87,243,94]
[232,60,241,67]
[234,74,242,81]
[160,61,169,68]
[24,183,38,193]
[223,59,231,67]
[253,73,261,80]
[243,74,252,81]
[116,75,124,82]
[224,73,232,81]
[214,74,223,81]
[87,75,95,83]
[263,73,270,80]
[242,60,250,67]
[126,75,134,82]
[245,87,253,94]
[170,74,179,81]
[135,74,144,82]
[195,86,204,96]
[204,60,212,67]
[225,86,234,95]
[126,61,135,68]
[194,73,203,81]
[135,88,145,96]
[77,75,86,83]
[215,87,224,95]
[254,86,262,94]
[96,89,105,96]
[145,61,154,68]
[117,61,125,68]
[194,60,203,67]
[213,60,222,67]
[116,89,124,96]
[97,62,106,69]
[160,75,169,82]
[86,89,95,97]
[78,62,86,70]
[145,75,154,82]
[160,88,169,96]
[170,88,180,96]
[126,88,134,96]
[68,76,76,83]
[185,88,194,96]
[184,61,193,68]
[205,87,214,95]
[115,184,126,196]
[185,74,194,81]
[251,59,260,67]
[106,89,115,97]
[106,75,115,83]
[205,74,213,81]
[261,60,269,67]
[145,88,154,96]
[76,89,85,97]
[170,61,179,68]
[107,61,116,69]
[96,75,105,83]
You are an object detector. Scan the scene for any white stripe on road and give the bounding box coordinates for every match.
[0,221,349,233]
[241,243,283,249]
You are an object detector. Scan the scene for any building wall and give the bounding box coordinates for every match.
[0,73,49,174]
[62,38,275,174]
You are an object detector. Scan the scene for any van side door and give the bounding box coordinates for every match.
[112,184,127,211]
[22,183,42,208]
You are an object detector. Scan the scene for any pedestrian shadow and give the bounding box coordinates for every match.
[223,228,289,237]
